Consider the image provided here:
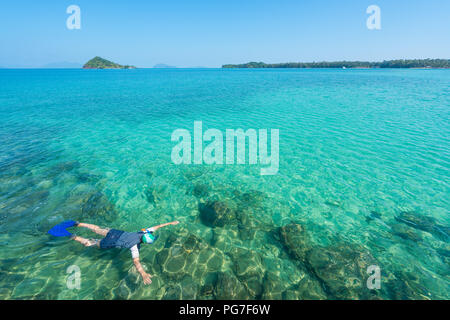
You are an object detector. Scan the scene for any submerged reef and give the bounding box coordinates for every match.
[199,200,237,228]
[194,193,384,300]
[144,185,167,205]
[274,222,380,299]
[395,211,449,241]
[305,244,379,299]
[1,155,448,300]
[276,223,311,261]
[390,223,423,242]
[80,191,117,222]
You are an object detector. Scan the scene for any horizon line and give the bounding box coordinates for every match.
[2,58,450,70]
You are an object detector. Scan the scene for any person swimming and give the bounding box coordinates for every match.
[50,220,179,285]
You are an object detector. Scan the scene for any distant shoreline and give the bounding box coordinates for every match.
[1,66,450,70]
[222,59,450,69]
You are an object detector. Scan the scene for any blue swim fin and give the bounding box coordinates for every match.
[48,220,77,237]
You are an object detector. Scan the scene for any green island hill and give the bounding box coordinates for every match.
[83,56,136,69]
[222,59,450,69]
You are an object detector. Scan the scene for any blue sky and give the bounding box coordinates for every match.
[0,0,449,67]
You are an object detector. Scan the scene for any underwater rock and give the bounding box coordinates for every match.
[191,184,209,199]
[124,269,141,292]
[198,272,219,299]
[0,272,25,292]
[183,169,207,181]
[234,209,251,225]
[384,270,431,300]
[229,247,265,298]
[205,250,225,273]
[19,189,50,210]
[162,277,199,300]
[93,286,113,300]
[1,182,28,201]
[156,232,207,281]
[306,244,378,300]
[143,185,166,204]
[395,211,435,233]
[237,224,256,241]
[214,272,249,300]
[283,275,327,300]
[243,276,263,298]
[234,210,258,241]
[370,211,382,219]
[63,184,98,217]
[57,160,80,171]
[180,277,199,299]
[141,276,165,299]
[261,272,285,300]
[162,284,182,299]
[0,288,12,299]
[230,247,264,280]
[3,187,50,216]
[156,247,188,278]
[29,291,59,300]
[199,200,236,228]
[144,188,156,204]
[211,228,240,253]
[198,272,219,298]
[0,164,30,178]
[47,160,80,179]
[165,232,206,253]
[28,189,50,203]
[113,281,131,300]
[81,191,117,222]
[200,283,215,299]
[37,179,53,189]
[390,223,423,242]
[233,189,266,208]
[295,276,328,300]
[277,223,312,262]
[76,172,101,183]
[395,211,449,241]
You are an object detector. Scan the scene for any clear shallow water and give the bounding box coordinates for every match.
[0,68,449,300]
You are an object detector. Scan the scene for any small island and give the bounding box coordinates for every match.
[222,59,450,69]
[83,56,136,69]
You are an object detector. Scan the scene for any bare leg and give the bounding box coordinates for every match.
[71,236,100,247]
[77,223,110,237]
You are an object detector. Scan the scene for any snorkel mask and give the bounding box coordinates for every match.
[142,232,156,244]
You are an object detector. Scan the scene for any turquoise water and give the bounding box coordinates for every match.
[0,68,449,299]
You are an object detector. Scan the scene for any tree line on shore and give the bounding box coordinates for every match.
[222,59,450,69]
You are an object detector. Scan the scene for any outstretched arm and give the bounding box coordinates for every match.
[133,257,152,285]
[149,220,179,232]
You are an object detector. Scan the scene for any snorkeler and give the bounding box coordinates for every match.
[48,220,180,284]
